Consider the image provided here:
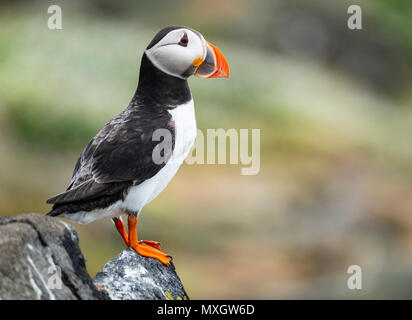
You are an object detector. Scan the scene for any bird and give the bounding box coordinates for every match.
[46,26,229,266]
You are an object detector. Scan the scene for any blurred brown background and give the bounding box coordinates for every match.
[1,0,412,298]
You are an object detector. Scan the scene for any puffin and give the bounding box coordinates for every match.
[46,26,229,266]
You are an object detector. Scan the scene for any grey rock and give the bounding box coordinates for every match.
[0,213,104,300]
[93,248,189,300]
[0,213,188,300]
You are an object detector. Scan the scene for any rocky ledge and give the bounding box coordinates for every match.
[0,213,189,300]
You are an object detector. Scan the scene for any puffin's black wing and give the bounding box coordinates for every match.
[46,106,175,211]
[91,113,175,184]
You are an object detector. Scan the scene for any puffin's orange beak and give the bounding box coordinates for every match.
[194,41,230,79]
[205,42,230,78]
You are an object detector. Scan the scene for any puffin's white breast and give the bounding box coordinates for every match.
[120,99,197,214]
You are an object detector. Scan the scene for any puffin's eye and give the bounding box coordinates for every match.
[178,32,189,47]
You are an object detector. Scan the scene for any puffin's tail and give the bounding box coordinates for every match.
[46,204,67,217]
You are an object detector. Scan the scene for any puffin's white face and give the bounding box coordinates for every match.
[145,27,229,80]
[145,28,204,79]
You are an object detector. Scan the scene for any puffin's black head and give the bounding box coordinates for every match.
[144,26,229,80]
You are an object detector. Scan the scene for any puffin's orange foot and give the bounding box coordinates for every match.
[127,215,171,266]
[131,242,171,266]
[139,240,162,251]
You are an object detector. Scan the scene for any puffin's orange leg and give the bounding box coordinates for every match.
[127,215,171,266]
[112,217,129,246]
[113,217,161,250]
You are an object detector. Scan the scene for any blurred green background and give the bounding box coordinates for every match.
[1,0,412,299]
